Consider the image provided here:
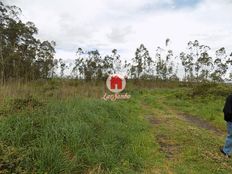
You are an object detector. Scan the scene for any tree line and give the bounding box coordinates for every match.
[68,42,232,82]
[0,2,56,84]
[1,2,232,83]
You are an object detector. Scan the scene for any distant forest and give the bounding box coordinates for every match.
[1,2,232,83]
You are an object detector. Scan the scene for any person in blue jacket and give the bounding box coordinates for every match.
[220,94,232,158]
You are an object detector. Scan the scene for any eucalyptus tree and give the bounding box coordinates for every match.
[101,49,123,78]
[131,45,143,78]
[155,44,175,80]
[50,58,58,78]
[196,45,212,81]
[155,52,168,80]
[180,40,212,82]
[86,50,103,80]
[73,48,105,81]
[226,52,232,81]
[0,3,24,82]
[0,2,56,82]
[102,54,113,76]
[123,60,131,78]
[179,41,196,81]
[131,44,153,79]
[72,48,85,79]
[58,58,67,78]
[112,49,122,74]
[210,47,230,82]
[165,49,175,79]
[35,41,56,78]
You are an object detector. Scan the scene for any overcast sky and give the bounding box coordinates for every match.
[4,0,232,61]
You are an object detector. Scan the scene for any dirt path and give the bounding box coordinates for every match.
[179,113,224,135]
[143,96,224,135]
[141,97,231,173]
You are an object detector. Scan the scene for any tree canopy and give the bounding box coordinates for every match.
[0,2,56,83]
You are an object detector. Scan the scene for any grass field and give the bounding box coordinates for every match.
[0,80,232,173]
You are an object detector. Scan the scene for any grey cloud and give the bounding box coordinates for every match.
[4,0,232,62]
[107,26,132,43]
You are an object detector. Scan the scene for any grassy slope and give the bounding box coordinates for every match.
[0,81,232,173]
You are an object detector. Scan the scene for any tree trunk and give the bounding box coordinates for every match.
[0,34,5,85]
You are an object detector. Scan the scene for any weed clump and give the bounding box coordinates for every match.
[10,96,44,112]
[0,142,28,174]
[0,96,44,116]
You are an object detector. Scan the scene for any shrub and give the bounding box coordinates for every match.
[190,83,232,98]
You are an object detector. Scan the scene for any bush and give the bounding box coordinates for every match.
[189,83,232,98]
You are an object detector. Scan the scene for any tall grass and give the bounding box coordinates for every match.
[0,79,182,102]
[1,80,231,173]
[0,96,155,173]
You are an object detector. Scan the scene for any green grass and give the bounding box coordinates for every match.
[139,86,228,129]
[0,96,157,173]
[137,87,232,173]
[0,81,232,173]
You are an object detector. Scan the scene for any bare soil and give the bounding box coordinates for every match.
[179,113,224,135]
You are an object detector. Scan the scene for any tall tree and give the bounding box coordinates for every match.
[0,2,56,83]
[131,44,153,79]
[210,47,229,82]
[73,48,105,81]
[155,46,173,80]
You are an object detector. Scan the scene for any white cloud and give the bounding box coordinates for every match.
[4,0,232,63]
